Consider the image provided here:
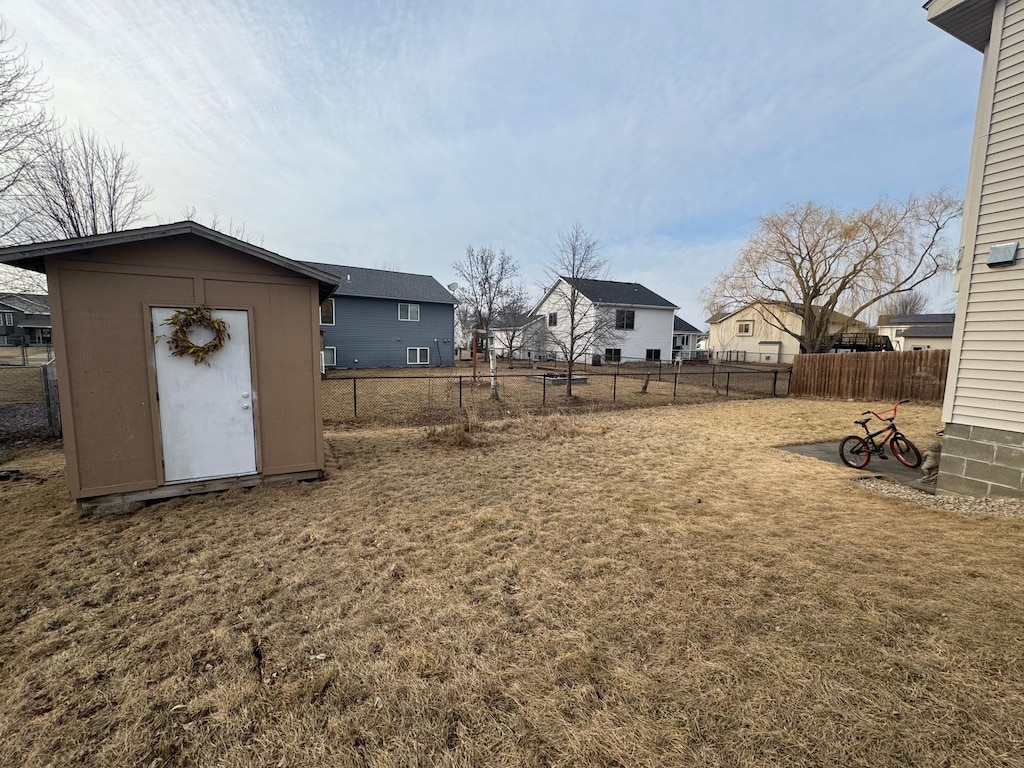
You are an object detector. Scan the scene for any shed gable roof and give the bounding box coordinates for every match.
[0,222,340,302]
[303,262,456,305]
[877,313,955,326]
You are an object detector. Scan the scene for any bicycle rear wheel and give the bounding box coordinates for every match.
[890,434,922,468]
[840,435,870,469]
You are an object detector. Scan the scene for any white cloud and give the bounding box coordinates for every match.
[3,0,981,314]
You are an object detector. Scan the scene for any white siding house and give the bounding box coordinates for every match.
[528,277,677,363]
[926,0,1024,497]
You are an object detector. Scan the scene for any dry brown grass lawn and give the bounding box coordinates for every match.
[2,399,1023,767]
[0,366,43,405]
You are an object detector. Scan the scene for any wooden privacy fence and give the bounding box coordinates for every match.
[791,349,949,403]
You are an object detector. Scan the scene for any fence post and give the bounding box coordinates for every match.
[658,360,662,382]
[726,371,731,397]
[712,364,716,389]
[772,370,778,397]
[786,369,792,396]
[673,369,678,399]
[352,377,358,417]
[542,375,547,406]
[459,376,463,409]
[613,371,617,402]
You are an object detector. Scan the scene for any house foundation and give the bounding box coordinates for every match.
[937,423,1024,499]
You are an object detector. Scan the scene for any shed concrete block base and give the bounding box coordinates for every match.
[937,421,1024,499]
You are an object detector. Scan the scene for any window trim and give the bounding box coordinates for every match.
[736,320,753,336]
[1,312,12,326]
[399,303,421,322]
[604,348,622,363]
[646,348,661,361]
[615,309,635,330]
[407,347,430,365]
[322,346,337,367]
[548,312,558,327]
[320,298,335,326]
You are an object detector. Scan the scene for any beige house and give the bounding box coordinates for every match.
[707,302,867,365]
[927,0,1024,498]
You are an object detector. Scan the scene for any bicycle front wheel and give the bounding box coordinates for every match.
[890,434,922,468]
[840,435,871,469]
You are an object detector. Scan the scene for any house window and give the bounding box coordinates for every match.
[1,312,12,327]
[407,347,429,365]
[605,348,621,363]
[737,321,753,336]
[322,346,337,367]
[646,349,661,361]
[678,334,689,346]
[615,309,635,330]
[548,312,558,327]
[320,298,335,326]
[399,303,420,321]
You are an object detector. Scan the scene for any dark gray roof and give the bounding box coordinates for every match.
[880,313,955,326]
[562,277,677,308]
[0,293,49,314]
[673,316,701,333]
[304,262,456,305]
[904,325,954,338]
[0,222,340,302]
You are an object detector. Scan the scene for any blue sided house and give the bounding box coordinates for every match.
[304,262,457,369]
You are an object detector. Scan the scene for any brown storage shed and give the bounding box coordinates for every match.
[0,222,339,508]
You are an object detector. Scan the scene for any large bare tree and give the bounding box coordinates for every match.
[0,21,49,244]
[543,223,619,397]
[700,191,962,354]
[453,245,519,332]
[22,124,152,240]
[875,288,930,320]
[491,287,541,368]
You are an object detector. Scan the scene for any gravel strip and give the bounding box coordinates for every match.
[857,477,1024,519]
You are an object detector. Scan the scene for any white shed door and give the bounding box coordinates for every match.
[152,308,257,484]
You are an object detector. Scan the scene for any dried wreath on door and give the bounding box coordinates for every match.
[162,306,231,365]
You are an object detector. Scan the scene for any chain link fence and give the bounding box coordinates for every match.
[321,364,790,427]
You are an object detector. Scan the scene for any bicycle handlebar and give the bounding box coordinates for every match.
[861,400,910,422]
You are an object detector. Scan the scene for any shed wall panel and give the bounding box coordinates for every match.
[58,268,195,496]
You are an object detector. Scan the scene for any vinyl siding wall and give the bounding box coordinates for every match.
[949,0,1024,434]
[532,290,674,362]
[322,296,455,368]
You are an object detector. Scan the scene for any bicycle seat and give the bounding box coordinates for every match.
[854,418,871,426]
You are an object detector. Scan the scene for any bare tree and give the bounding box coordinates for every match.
[491,287,541,368]
[0,263,46,292]
[180,206,264,247]
[700,191,962,354]
[543,223,619,398]
[453,245,519,332]
[0,21,50,244]
[875,288,930,320]
[22,124,152,240]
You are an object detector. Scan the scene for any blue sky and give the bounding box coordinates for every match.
[4,1,982,324]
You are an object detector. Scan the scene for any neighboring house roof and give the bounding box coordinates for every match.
[673,316,701,334]
[304,262,456,305]
[560,277,677,309]
[0,222,341,302]
[877,313,955,326]
[490,310,543,331]
[0,294,49,314]
[904,324,955,338]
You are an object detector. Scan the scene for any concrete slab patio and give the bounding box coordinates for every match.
[780,441,937,493]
